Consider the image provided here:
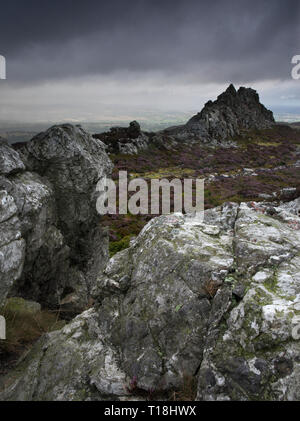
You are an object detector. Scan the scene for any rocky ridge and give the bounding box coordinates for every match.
[94,85,275,154]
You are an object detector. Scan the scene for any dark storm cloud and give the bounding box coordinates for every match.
[0,0,299,84]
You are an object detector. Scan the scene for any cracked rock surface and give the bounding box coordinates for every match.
[1,198,299,401]
[0,190,25,307]
[0,125,113,312]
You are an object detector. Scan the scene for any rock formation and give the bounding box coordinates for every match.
[93,85,275,154]
[0,125,113,313]
[94,121,150,155]
[0,190,25,307]
[1,198,299,401]
[186,84,275,141]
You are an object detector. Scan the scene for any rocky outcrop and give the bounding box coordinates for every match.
[0,190,25,307]
[0,139,25,176]
[3,171,74,310]
[93,86,275,154]
[1,198,299,401]
[197,199,300,401]
[0,126,113,313]
[18,124,113,271]
[185,84,275,142]
[94,121,150,155]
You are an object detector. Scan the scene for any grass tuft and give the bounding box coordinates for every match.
[0,298,65,359]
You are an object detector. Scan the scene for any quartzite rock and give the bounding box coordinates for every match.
[2,199,299,400]
[0,126,113,312]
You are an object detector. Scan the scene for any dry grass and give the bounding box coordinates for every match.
[170,373,198,401]
[0,298,65,358]
[204,279,220,298]
[123,373,198,401]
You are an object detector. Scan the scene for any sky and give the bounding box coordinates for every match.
[0,0,299,125]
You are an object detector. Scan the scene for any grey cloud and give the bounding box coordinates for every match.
[1,0,299,84]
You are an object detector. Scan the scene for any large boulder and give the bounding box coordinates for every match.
[0,139,25,176]
[0,309,127,401]
[0,190,25,307]
[18,124,113,266]
[1,199,299,401]
[0,126,113,312]
[197,199,300,401]
[1,171,73,308]
[91,208,236,391]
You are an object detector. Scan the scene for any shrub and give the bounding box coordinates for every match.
[109,235,133,257]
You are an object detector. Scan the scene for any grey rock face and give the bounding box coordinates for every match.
[92,213,234,391]
[0,125,113,312]
[0,140,25,176]
[0,170,73,309]
[0,190,25,307]
[2,199,299,401]
[186,84,275,143]
[0,309,128,401]
[197,201,300,401]
[19,124,112,261]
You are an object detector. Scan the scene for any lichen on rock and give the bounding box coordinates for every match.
[1,198,299,401]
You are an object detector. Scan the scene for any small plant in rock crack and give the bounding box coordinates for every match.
[250,201,265,213]
[170,373,198,401]
[126,375,138,393]
[125,376,138,394]
[125,376,157,399]
[288,220,300,230]
[204,279,220,298]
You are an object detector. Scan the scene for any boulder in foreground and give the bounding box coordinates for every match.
[1,198,299,401]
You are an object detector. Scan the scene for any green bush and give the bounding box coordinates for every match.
[109,235,133,257]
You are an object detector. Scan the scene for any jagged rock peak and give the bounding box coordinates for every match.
[186,84,275,142]
[217,83,237,100]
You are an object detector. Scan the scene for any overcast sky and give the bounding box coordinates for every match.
[0,0,299,124]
